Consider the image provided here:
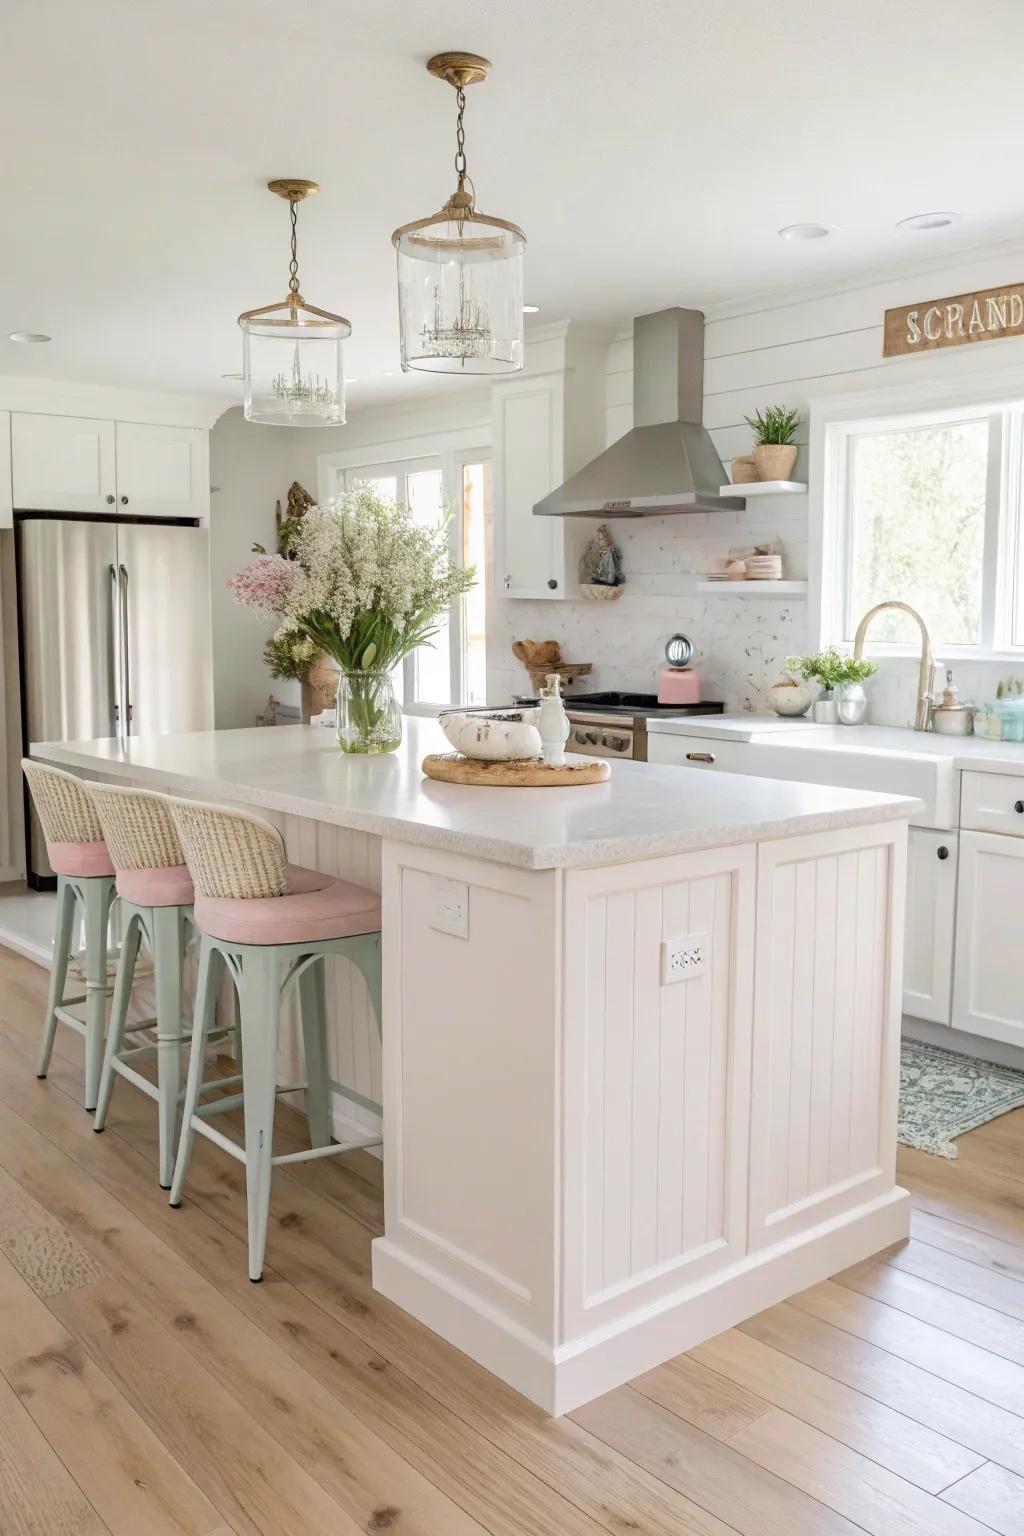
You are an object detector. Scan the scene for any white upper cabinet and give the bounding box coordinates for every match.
[493,324,609,600]
[11,413,117,514]
[10,414,209,521]
[114,422,208,519]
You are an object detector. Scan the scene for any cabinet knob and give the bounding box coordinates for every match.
[937,845,950,860]
[503,575,511,590]
[105,494,115,505]
[547,578,558,590]
[120,495,129,505]
[1015,801,1024,814]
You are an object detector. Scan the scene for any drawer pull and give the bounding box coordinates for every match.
[937,845,950,860]
[1015,801,1024,814]
[686,751,715,764]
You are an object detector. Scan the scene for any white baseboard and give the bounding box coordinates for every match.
[903,1014,1024,1073]
[372,1187,911,1415]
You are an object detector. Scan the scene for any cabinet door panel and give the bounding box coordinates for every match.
[114,422,209,519]
[12,414,116,513]
[903,827,956,1025]
[494,378,566,598]
[749,825,903,1250]
[953,830,1024,1049]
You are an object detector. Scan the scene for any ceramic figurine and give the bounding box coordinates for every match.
[579,523,624,588]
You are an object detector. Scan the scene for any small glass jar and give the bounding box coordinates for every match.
[336,670,402,755]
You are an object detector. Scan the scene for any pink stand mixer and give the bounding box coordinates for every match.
[657,633,702,705]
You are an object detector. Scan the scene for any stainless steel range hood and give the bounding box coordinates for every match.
[534,307,744,518]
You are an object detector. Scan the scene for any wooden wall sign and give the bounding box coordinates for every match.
[884,282,1024,358]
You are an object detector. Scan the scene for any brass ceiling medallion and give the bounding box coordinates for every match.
[238,179,351,427]
[391,50,526,376]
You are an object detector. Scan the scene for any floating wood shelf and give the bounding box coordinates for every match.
[698,580,808,597]
[720,480,808,496]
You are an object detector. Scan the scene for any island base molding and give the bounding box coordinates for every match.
[380,820,908,1415]
[373,1187,910,1415]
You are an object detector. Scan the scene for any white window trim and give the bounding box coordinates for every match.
[809,362,1024,664]
[316,426,492,714]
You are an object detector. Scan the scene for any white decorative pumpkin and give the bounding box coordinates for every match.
[440,710,543,761]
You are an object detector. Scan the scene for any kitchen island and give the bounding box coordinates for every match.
[32,719,921,1414]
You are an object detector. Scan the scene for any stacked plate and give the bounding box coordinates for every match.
[743,554,783,580]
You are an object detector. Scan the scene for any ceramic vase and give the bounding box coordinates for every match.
[837,682,869,726]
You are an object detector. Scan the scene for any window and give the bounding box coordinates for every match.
[823,398,1024,657]
[319,436,491,712]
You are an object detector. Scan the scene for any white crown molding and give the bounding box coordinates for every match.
[0,373,229,429]
[701,234,1024,326]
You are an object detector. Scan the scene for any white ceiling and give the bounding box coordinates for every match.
[3,0,1023,412]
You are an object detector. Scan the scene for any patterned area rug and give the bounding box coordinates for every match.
[899,1039,1024,1158]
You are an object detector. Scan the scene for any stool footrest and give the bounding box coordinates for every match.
[272,1136,382,1167]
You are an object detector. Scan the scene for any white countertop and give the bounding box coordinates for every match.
[31,718,920,871]
[647,713,1024,773]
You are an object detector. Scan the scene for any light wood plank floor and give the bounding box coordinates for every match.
[0,945,1021,1536]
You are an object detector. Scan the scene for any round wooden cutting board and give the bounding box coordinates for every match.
[422,753,610,787]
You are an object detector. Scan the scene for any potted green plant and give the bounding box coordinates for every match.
[786,648,878,725]
[744,405,801,482]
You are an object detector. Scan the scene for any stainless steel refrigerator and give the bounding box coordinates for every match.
[16,515,214,886]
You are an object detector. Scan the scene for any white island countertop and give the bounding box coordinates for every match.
[31,718,921,871]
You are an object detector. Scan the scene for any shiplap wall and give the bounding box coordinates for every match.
[492,239,1024,722]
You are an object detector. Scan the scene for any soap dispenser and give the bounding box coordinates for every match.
[931,669,974,736]
[538,673,571,767]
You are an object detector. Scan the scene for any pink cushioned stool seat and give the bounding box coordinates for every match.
[116,864,195,908]
[46,840,116,878]
[194,865,381,946]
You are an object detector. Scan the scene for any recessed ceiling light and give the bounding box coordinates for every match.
[523,304,540,314]
[777,223,836,241]
[9,331,51,343]
[897,211,963,233]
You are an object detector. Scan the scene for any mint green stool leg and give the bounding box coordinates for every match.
[346,933,383,1042]
[238,947,282,1281]
[298,958,331,1149]
[169,933,218,1208]
[37,876,76,1080]
[81,876,115,1111]
[93,910,143,1133]
[151,904,187,1188]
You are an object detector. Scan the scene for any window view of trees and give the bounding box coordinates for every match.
[848,420,989,646]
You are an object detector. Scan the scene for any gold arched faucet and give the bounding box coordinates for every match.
[852,601,936,732]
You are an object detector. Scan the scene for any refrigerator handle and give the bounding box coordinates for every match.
[118,562,132,734]
[109,563,123,735]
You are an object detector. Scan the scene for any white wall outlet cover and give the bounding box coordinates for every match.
[661,933,709,985]
[429,878,469,940]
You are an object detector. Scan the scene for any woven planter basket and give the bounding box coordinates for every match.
[753,443,798,481]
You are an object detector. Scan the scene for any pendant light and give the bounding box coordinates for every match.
[392,53,526,375]
[238,180,351,427]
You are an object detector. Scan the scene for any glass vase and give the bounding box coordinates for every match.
[335,670,402,754]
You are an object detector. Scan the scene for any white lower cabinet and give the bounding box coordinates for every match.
[902,827,957,1025]
[953,830,1024,1048]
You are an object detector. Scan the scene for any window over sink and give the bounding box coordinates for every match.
[819,392,1024,658]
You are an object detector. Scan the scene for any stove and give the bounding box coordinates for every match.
[512,692,724,761]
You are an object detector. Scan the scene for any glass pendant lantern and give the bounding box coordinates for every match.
[239,179,351,427]
[392,53,526,375]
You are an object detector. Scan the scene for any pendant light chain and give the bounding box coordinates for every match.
[288,198,301,297]
[453,85,474,209]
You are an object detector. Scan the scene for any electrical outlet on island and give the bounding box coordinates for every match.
[660,934,708,985]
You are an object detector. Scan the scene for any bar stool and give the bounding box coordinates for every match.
[21,761,117,1111]
[87,782,203,1188]
[166,797,382,1282]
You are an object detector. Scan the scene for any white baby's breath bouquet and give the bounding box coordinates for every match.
[230,484,476,751]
